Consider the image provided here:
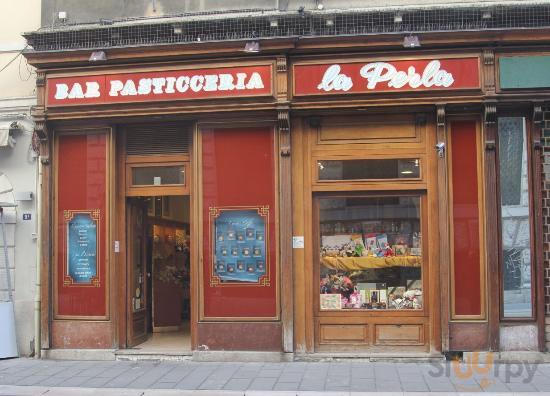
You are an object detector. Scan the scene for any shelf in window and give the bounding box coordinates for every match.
[321,256,421,270]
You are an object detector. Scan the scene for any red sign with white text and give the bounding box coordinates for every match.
[293,57,480,96]
[46,65,273,107]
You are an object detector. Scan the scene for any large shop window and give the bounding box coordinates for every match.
[319,195,423,311]
[498,117,534,318]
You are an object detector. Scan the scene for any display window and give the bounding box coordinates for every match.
[317,194,424,311]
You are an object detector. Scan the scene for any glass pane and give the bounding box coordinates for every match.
[498,117,533,318]
[319,196,423,310]
[132,166,185,186]
[318,159,420,180]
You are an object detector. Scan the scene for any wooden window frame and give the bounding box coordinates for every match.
[125,159,190,196]
[313,190,430,318]
[495,111,537,322]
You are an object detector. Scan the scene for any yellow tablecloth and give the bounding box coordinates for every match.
[321,256,421,270]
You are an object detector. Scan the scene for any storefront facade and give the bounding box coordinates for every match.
[24,14,549,357]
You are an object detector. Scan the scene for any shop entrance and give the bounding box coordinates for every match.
[127,195,191,351]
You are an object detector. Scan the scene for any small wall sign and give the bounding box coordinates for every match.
[22,213,31,220]
[293,236,305,249]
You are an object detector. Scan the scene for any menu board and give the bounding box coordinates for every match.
[213,209,266,283]
[65,211,99,285]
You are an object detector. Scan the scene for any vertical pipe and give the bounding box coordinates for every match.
[34,157,42,358]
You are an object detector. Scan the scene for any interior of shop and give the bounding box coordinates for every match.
[129,195,191,352]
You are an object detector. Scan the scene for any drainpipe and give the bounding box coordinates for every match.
[34,156,42,358]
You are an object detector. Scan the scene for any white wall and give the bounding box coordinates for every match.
[0,0,41,356]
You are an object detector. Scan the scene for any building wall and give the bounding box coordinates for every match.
[0,0,41,356]
[543,105,550,351]
[40,0,544,26]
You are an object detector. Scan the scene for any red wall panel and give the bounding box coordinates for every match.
[56,133,108,317]
[450,121,482,316]
[201,127,277,318]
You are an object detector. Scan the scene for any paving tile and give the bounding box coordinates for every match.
[350,378,376,392]
[401,381,430,392]
[248,377,277,390]
[79,376,113,388]
[151,382,176,389]
[505,381,539,392]
[426,380,456,391]
[14,375,50,386]
[274,381,302,391]
[257,369,282,378]
[223,378,252,390]
[57,376,92,387]
[375,380,403,392]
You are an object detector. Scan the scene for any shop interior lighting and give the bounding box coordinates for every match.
[325,18,334,27]
[244,41,260,53]
[89,51,107,62]
[403,35,421,48]
[270,19,278,28]
[394,13,403,24]
[173,25,183,34]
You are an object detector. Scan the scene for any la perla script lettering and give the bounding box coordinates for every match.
[359,60,454,89]
[317,65,353,92]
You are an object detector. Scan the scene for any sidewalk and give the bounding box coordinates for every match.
[1,358,550,395]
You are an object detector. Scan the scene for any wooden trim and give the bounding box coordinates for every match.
[279,114,294,352]
[190,123,200,349]
[291,116,307,353]
[116,127,128,348]
[436,104,451,351]
[484,105,500,350]
[40,129,52,349]
[448,118,488,321]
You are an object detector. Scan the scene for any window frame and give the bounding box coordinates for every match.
[496,112,537,321]
[313,190,429,317]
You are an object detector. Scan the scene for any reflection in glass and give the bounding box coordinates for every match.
[498,117,532,317]
[132,166,185,186]
[318,159,420,180]
[319,196,422,310]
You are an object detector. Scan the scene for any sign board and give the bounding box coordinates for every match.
[47,64,273,107]
[293,57,480,96]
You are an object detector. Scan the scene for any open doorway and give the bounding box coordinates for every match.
[127,195,191,353]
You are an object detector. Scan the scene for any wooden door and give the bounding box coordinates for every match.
[127,199,149,347]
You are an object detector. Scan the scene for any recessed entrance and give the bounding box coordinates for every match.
[126,196,191,353]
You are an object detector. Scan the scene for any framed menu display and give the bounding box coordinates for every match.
[63,209,101,287]
[210,207,269,285]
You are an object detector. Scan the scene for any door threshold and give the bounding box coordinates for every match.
[115,349,192,361]
[295,352,444,362]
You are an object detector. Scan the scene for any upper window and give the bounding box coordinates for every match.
[318,159,421,181]
[498,117,533,318]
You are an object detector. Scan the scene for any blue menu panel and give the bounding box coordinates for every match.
[214,209,266,283]
[67,212,98,284]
